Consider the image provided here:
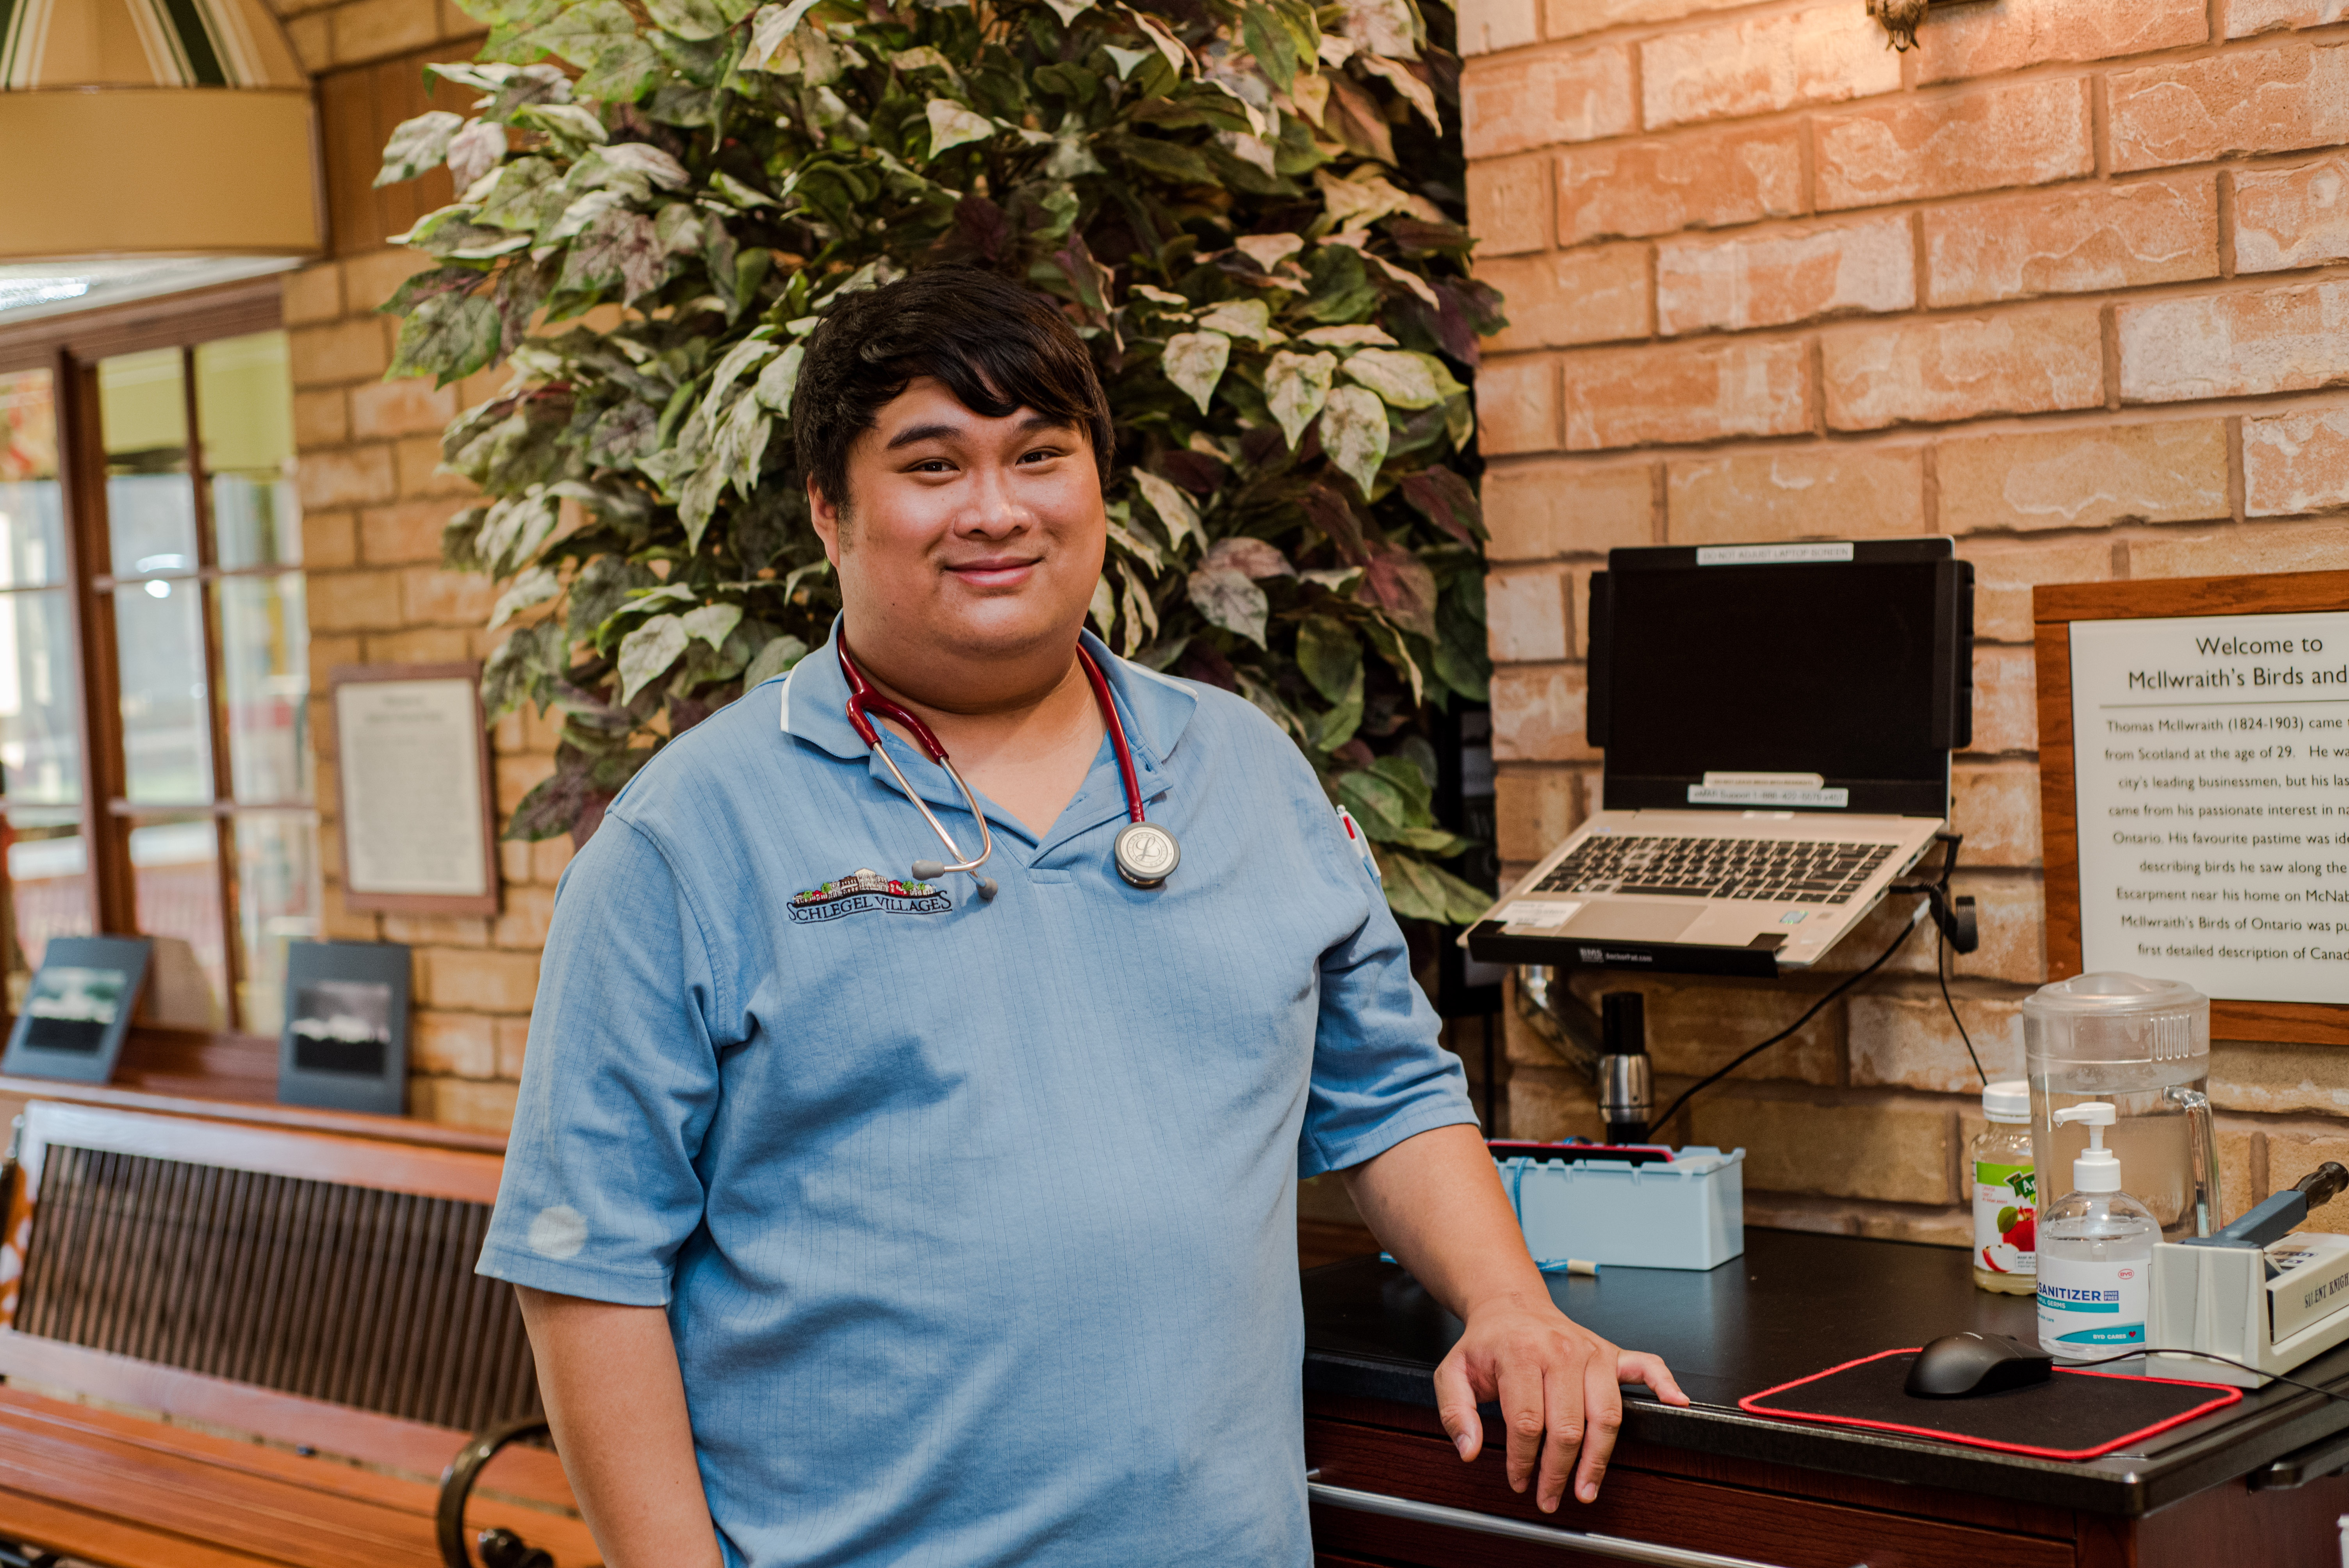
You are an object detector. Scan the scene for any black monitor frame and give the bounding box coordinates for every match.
[1587,538,1973,820]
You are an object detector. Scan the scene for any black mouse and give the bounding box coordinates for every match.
[1905,1332,2055,1398]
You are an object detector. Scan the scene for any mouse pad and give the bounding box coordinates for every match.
[1738,1349,2242,1460]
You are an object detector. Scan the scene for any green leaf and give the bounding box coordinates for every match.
[1234,233,1305,271]
[378,111,463,186]
[474,157,567,231]
[1195,298,1275,345]
[681,601,743,649]
[1334,770,1409,840]
[644,0,729,37]
[752,343,805,411]
[1162,331,1231,416]
[742,0,823,69]
[924,98,996,157]
[489,565,561,629]
[1427,860,1498,926]
[1341,0,1419,59]
[1242,4,1298,93]
[1089,574,1118,640]
[386,291,502,388]
[520,0,658,102]
[1265,350,1335,449]
[618,613,690,702]
[1432,637,1489,703]
[1186,566,1268,647]
[1321,385,1391,498]
[1361,614,1424,706]
[1117,558,1160,658]
[744,633,809,685]
[1369,751,1434,816]
[1133,471,1204,556]
[1295,617,1361,704]
[1312,660,1364,751]
[1374,848,1444,923]
[1298,244,1378,323]
[515,102,609,147]
[1342,348,1461,411]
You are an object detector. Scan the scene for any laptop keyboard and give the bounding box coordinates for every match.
[1531,836,1897,905]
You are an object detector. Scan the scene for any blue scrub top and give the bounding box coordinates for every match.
[479,624,1476,1568]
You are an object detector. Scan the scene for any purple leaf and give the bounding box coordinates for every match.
[1298,482,1370,567]
[1358,540,1438,641]
[1399,468,1485,545]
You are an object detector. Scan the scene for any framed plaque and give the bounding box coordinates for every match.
[2036,569,2349,1045]
[331,664,502,916]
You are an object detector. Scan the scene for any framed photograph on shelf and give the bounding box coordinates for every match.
[0,935,153,1084]
[331,663,502,916]
[278,940,412,1115]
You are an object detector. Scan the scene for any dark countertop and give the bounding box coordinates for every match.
[1301,1227,2349,1515]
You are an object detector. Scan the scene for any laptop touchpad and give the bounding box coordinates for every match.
[1564,902,1704,943]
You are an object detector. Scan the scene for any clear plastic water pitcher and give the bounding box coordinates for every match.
[2023,972,2220,1241]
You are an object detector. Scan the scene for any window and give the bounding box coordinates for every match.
[0,303,318,1037]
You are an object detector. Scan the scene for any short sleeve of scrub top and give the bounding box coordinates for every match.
[479,628,1476,1568]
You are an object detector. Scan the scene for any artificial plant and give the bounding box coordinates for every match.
[376,0,1501,922]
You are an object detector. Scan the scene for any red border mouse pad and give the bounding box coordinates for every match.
[1738,1349,2242,1461]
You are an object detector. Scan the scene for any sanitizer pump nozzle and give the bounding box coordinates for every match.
[1598,993,1652,1146]
[2052,1101,2121,1193]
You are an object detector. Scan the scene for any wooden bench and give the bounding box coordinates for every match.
[0,1098,599,1568]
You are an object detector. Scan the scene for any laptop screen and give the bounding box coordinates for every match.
[1592,540,1969,818]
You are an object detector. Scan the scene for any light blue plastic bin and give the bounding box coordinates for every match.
[1499,1146,1746,1272]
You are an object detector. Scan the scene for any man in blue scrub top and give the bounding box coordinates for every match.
[480,269,1687,1567]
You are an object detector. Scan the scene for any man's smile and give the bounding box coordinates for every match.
[943,554,1044,588]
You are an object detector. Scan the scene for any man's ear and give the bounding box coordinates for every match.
[807,478,845,565]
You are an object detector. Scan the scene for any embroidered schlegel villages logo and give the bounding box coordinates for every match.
[787,868,952,923]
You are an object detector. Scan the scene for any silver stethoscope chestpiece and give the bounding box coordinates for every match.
[1114,821,1180,888]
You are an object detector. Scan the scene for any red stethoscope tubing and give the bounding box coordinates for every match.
[835,637,1146,824]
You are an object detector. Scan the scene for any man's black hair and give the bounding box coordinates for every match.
[790,268,1114,513]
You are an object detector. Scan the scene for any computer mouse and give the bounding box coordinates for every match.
[1905,1332,2055,1398]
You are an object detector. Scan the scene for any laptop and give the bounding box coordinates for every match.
[1465,538,1973,977]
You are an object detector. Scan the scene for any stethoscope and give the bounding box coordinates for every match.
[836,637,1180,900]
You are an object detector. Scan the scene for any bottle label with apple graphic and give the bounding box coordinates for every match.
[1974,1162,2037,1276]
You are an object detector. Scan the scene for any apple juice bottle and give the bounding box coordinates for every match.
[1973,1081,2037,1295]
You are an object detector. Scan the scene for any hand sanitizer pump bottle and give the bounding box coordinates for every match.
[2036,1102,2160,1358]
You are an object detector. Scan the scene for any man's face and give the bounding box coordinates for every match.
[809,376,1107,680]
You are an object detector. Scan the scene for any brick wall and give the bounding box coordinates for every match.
[271,2,562,1130]
[1465,0,2349,1240]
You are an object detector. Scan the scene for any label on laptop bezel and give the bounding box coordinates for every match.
[1694,542,1856,566]
[1688,784,1851,807]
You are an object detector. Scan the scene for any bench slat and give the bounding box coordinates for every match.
[17,1104,504,1207]
[0,1330,574,1509]
[0,1485,289,1568]
[0,1393,599,1568]
[0,1386,567,1519]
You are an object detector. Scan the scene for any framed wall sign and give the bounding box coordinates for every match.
[331,664,502,916]
[2036,569,2349,1045]
[0,935,153,1083]
[278,939,412,1116]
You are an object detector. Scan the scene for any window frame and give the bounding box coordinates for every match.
[0,276,308,1038]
